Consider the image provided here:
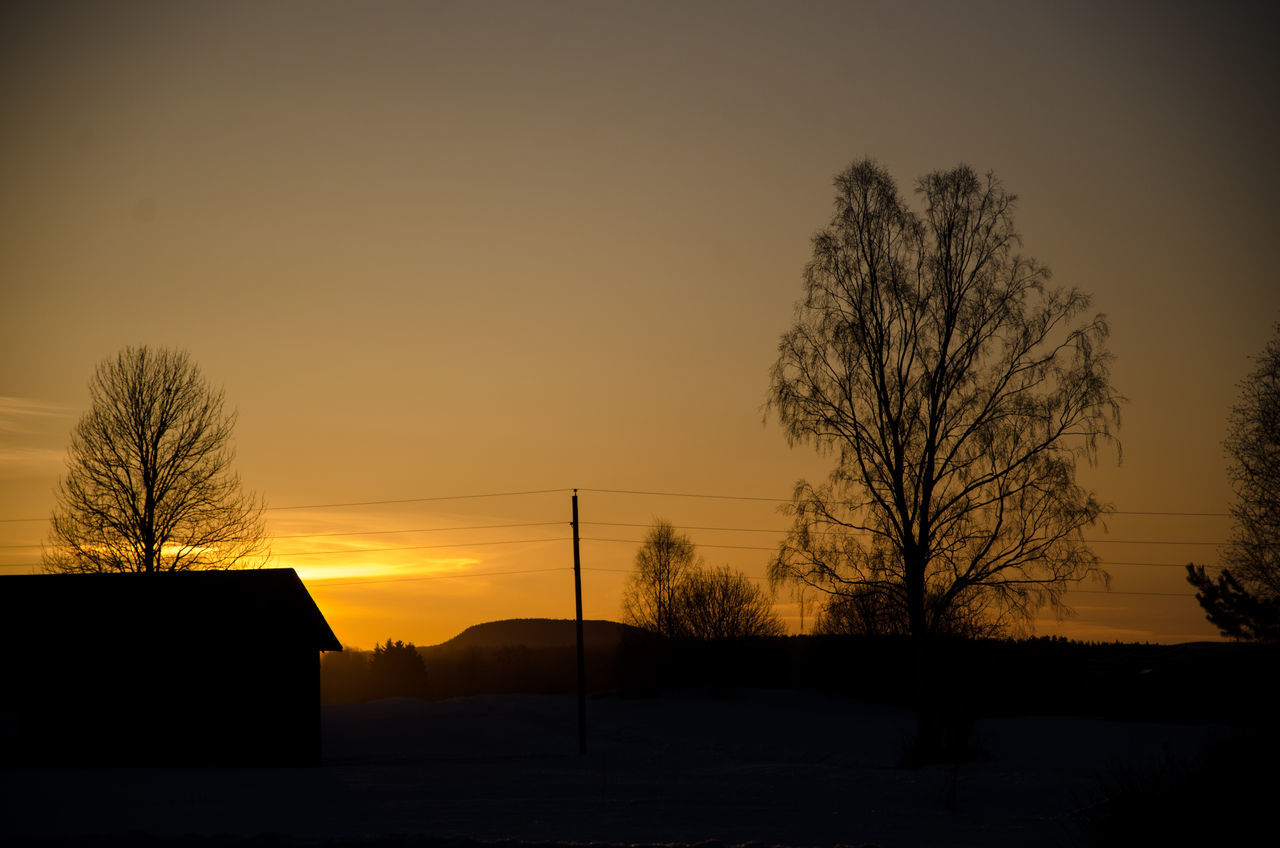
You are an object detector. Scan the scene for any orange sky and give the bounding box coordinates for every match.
[3,0,1278,647]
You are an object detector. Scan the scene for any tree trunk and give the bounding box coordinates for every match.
[904,546,946,760]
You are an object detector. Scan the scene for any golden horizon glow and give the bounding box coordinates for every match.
[3,1,1277,649]
[0,501,1244,648]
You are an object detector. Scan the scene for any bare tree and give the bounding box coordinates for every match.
[43,346,268,573]
[1188,324,1280,639]
[768,160,1121,641]
[621,519,698,636]
[675,565,785,639]
[622,521,785,639]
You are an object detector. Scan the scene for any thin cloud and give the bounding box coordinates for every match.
[0,447,66,468]
[0,397,70,473]
[0,396,71,436]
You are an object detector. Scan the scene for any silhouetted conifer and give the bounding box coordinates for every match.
[1186,565,1280,640]
[1188,325,1280,640]
[369,638,429,699]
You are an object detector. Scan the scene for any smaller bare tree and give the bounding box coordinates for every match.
[44,346,268,573]
[676,565,785,639]
[622,520,785,639]
[621,519,698,636]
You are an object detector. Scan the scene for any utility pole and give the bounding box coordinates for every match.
[572,489,586,755]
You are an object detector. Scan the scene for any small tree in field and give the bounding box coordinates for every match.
[676,565,785,639]
[622,520,785,639]
[621,519,698,637]
[44,346,267,573]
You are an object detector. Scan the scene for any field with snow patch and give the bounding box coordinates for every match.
[1,689,1229,847]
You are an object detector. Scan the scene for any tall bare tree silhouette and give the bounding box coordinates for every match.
[768,160,1121,640]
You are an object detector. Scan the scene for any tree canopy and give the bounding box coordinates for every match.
[44,346,268,573]
[369,639,430,699]
[676,565,786,639]
[621,519,698,637]
[768,160,1121,640]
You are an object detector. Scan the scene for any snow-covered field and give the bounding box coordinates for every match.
[1,689,1227,847]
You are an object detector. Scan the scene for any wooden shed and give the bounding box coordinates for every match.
[0,568,341,765]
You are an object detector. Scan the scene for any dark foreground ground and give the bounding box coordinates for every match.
[0,689,1235,848]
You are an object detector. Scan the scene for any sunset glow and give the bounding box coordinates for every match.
[3,1,1278,650]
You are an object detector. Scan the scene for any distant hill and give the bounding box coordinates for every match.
[430,618,643,652]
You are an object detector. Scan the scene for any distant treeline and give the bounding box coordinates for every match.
[322,626,1277,724]
[322,641,624,704]
[623,634,1279,723]
[623,633,1278,723]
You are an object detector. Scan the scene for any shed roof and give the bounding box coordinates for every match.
[0,568,341,651]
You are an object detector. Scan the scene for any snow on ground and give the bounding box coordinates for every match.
[1,689,1228,847]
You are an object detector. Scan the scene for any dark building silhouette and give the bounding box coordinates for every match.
[0,568,341,766]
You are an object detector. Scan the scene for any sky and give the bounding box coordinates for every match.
[2,0,1278,648]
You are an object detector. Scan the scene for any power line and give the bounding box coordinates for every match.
[0,481,1238,522]
[0,535,570,568]
[1093,561,1213,569]
[269,521,563,541]
[0,559,1197,601]
[267,488,570,511]
[582,521,1225,546]
[1070,589,1193,598]
[582,488,1232,517]
[0,520,566,549]
[304,566,569,589]
[1110,510,1229,517]
[273,537,567,557]
[1086,540,1223,546]
[0,526,1228,551]
[580,487,789,503]
[0,553,1216,571]
[0,489,570,523]
[586,521,789,534]
[583,536,774,552]
[578,566,1192,599]
[578,537,1216,570]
